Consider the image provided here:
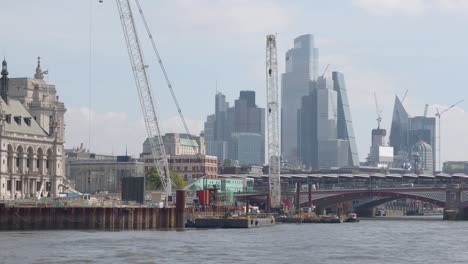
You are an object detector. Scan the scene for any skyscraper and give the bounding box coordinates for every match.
[298,72,358,169]
[281,34,318,165]
[389,96,409,156]
[333,72,360,166]
[227,91,265,165]
[204,91,265,166]
[316,76,349,168]
[389,96,436,172]
[298,89,318,169]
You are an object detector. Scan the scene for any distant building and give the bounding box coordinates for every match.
[443,161,468,174]
[0,58,66,199]
[204,91,265,166]
[141,133,205,159]
[389,96,436,172]
[228,132,263,166]
[333,72,359,166]
[298,90,318,169]
[65,152,144,194]
[368,128,394,167]
[167,154,218,181]
[281,34,318,165]
[226,91,265,165]
[411,140,433,174]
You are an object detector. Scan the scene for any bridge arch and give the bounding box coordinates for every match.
[301,190,446,209]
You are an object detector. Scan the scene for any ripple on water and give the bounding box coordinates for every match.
[1,218,468,264]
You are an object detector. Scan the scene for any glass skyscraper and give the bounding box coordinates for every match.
[281,34,318,165]
[389,96,436,172]
[333,72,360,166]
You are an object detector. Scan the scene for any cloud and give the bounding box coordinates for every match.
[352,0,426,16]
[353,0,468,16]
[65,107,204,157]
[154,0,294,34]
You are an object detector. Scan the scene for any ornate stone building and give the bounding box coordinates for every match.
[0,58,66,199]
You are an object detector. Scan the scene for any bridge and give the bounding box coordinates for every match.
[219,172,468,220]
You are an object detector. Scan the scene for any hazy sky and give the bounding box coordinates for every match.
[2,0,468,168]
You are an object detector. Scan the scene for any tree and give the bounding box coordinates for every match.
[145,167,187,191]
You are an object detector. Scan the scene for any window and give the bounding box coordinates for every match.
[45,182,51,192]
[24,117,31,126]
[16,181,21,191]
[7,180,11,191]
[36,159,40,168]
[14,116,21,125]
[16,157,19,167]
[37,182,41,192]
[5,114,11,124]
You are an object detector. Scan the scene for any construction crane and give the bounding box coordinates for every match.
[133,0,199,155]
[115,0,172,204]
[374,92,382,129]
[435,99,464,172]
[266,35,281,209]
[320,64,330,79]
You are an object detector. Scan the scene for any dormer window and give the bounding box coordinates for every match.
[24,117,31,126]
[5,114,11,124]
[14,116,21,125]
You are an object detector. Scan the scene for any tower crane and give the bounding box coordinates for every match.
[435,99,464,171]
[266,35,281,209]
[374,92,382,129]
[115,0,171,203]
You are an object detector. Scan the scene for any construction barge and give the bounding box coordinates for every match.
[275,215,342,224]
[186,214,275,228]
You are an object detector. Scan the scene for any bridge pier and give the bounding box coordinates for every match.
[443,185,465,220]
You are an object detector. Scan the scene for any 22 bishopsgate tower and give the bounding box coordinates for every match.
[281,35,318,165]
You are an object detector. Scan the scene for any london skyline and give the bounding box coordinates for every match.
[1,1,468,163]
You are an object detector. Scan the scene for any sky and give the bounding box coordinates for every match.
[2,0,468,169]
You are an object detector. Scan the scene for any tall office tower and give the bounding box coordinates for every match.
[389,96,410,156]
[204,92,230,161]
[214,92,229,141]
[333,72,360,166]
[227,91,265,165]
[389,96,436,172]
[298,88,318,170]
[316,76,349,168]
[281,34,318,165]
[409,116,436,171]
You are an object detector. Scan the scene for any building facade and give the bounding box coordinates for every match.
[142,133,205,160]
[167,154,218,181]
[0,58,66,199]
[66,154,144,194]
[204,91,265,166]
[389,96,436,172]
[333,72,359,166]
[281,34,318,165]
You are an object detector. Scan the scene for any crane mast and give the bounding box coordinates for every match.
[266,35,281,209]
[116,0,171,201]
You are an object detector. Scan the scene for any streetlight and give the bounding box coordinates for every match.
[435,100,464,172]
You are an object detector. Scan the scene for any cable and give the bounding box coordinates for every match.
[134,0,199,154]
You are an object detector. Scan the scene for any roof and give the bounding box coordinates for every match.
[1,99,48,136]
[179,138,199,147]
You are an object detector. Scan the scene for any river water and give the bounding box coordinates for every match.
[1,216,467,264]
